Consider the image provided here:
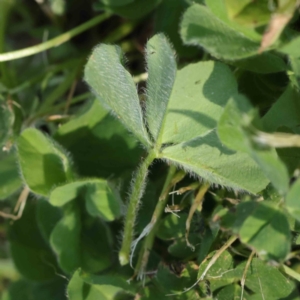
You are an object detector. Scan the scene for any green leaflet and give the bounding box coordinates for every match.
[2,278,67,300]
[262,85,300,134]
[84,44,151,147]
[17,128,73,196]
[55,99,142,178]
[162,130,269,193]
[8,199,59,281]
[145,34,176,143]
[224,201,291,261]
[161,61,237,144]
[224,0,271,27]
[236,258,295,298]
[205,0,262,41]
[67,269,135,300]
[218,95,289,195]
[158,61,268,193]
[230,52,287,74]
[180,4,260,60]
[280,36,300,57]
[0,150,22,200]
[49,179,121,222]
[50,202,113,274]
[286,178,300,222]
[36,199,62,242]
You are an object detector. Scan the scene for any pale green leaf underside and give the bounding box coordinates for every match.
[180,4,260,60]
[84,44,150,147]
[17,128,73,196]
[49,179,121,222]
[162,130,269,193]
[161,61,237,144]
[145,33,176,142]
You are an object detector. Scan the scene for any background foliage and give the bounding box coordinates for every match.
[1,0,300,299]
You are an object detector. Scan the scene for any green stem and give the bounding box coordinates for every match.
[134,167,185,277]
[0,12,111,62]
[119,151,156,266]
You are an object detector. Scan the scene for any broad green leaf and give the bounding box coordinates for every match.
[80,271,136,294]
[0,100,14,148]
[218,95,289,194]
[157,61,267,193]
[85,180,121,221]
[67,269,134,300]
[36,199,62,242]
[205,0,262,41]
[225,0,271,27]
[230,52,287,74]
[153,262,198,295]
[215,284,243,299]
[224,0,251,17]
[49,179,121,222]
[84,44,150,147]
[50,204,81,273]
[286,178,300,221]
[161,61,237,144]
[262,85,300,134]
[8,199,59,281]
[67,270,106,300]
[50,202,113,274]
[162,130,269,193]
[2,278,67,300]
[280,36,300,57]
[17,128,73,196]
[236,258,295,299]
[49,181,86,206]
[232,201,291,261]
[180,4,260,60]
[55,99,142,178]
[145,34,176,142]
[0,150,22,200]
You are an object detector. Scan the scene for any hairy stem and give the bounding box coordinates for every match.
[0,12,111,62]
[134,168,185,278]
[119,151,156,266]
